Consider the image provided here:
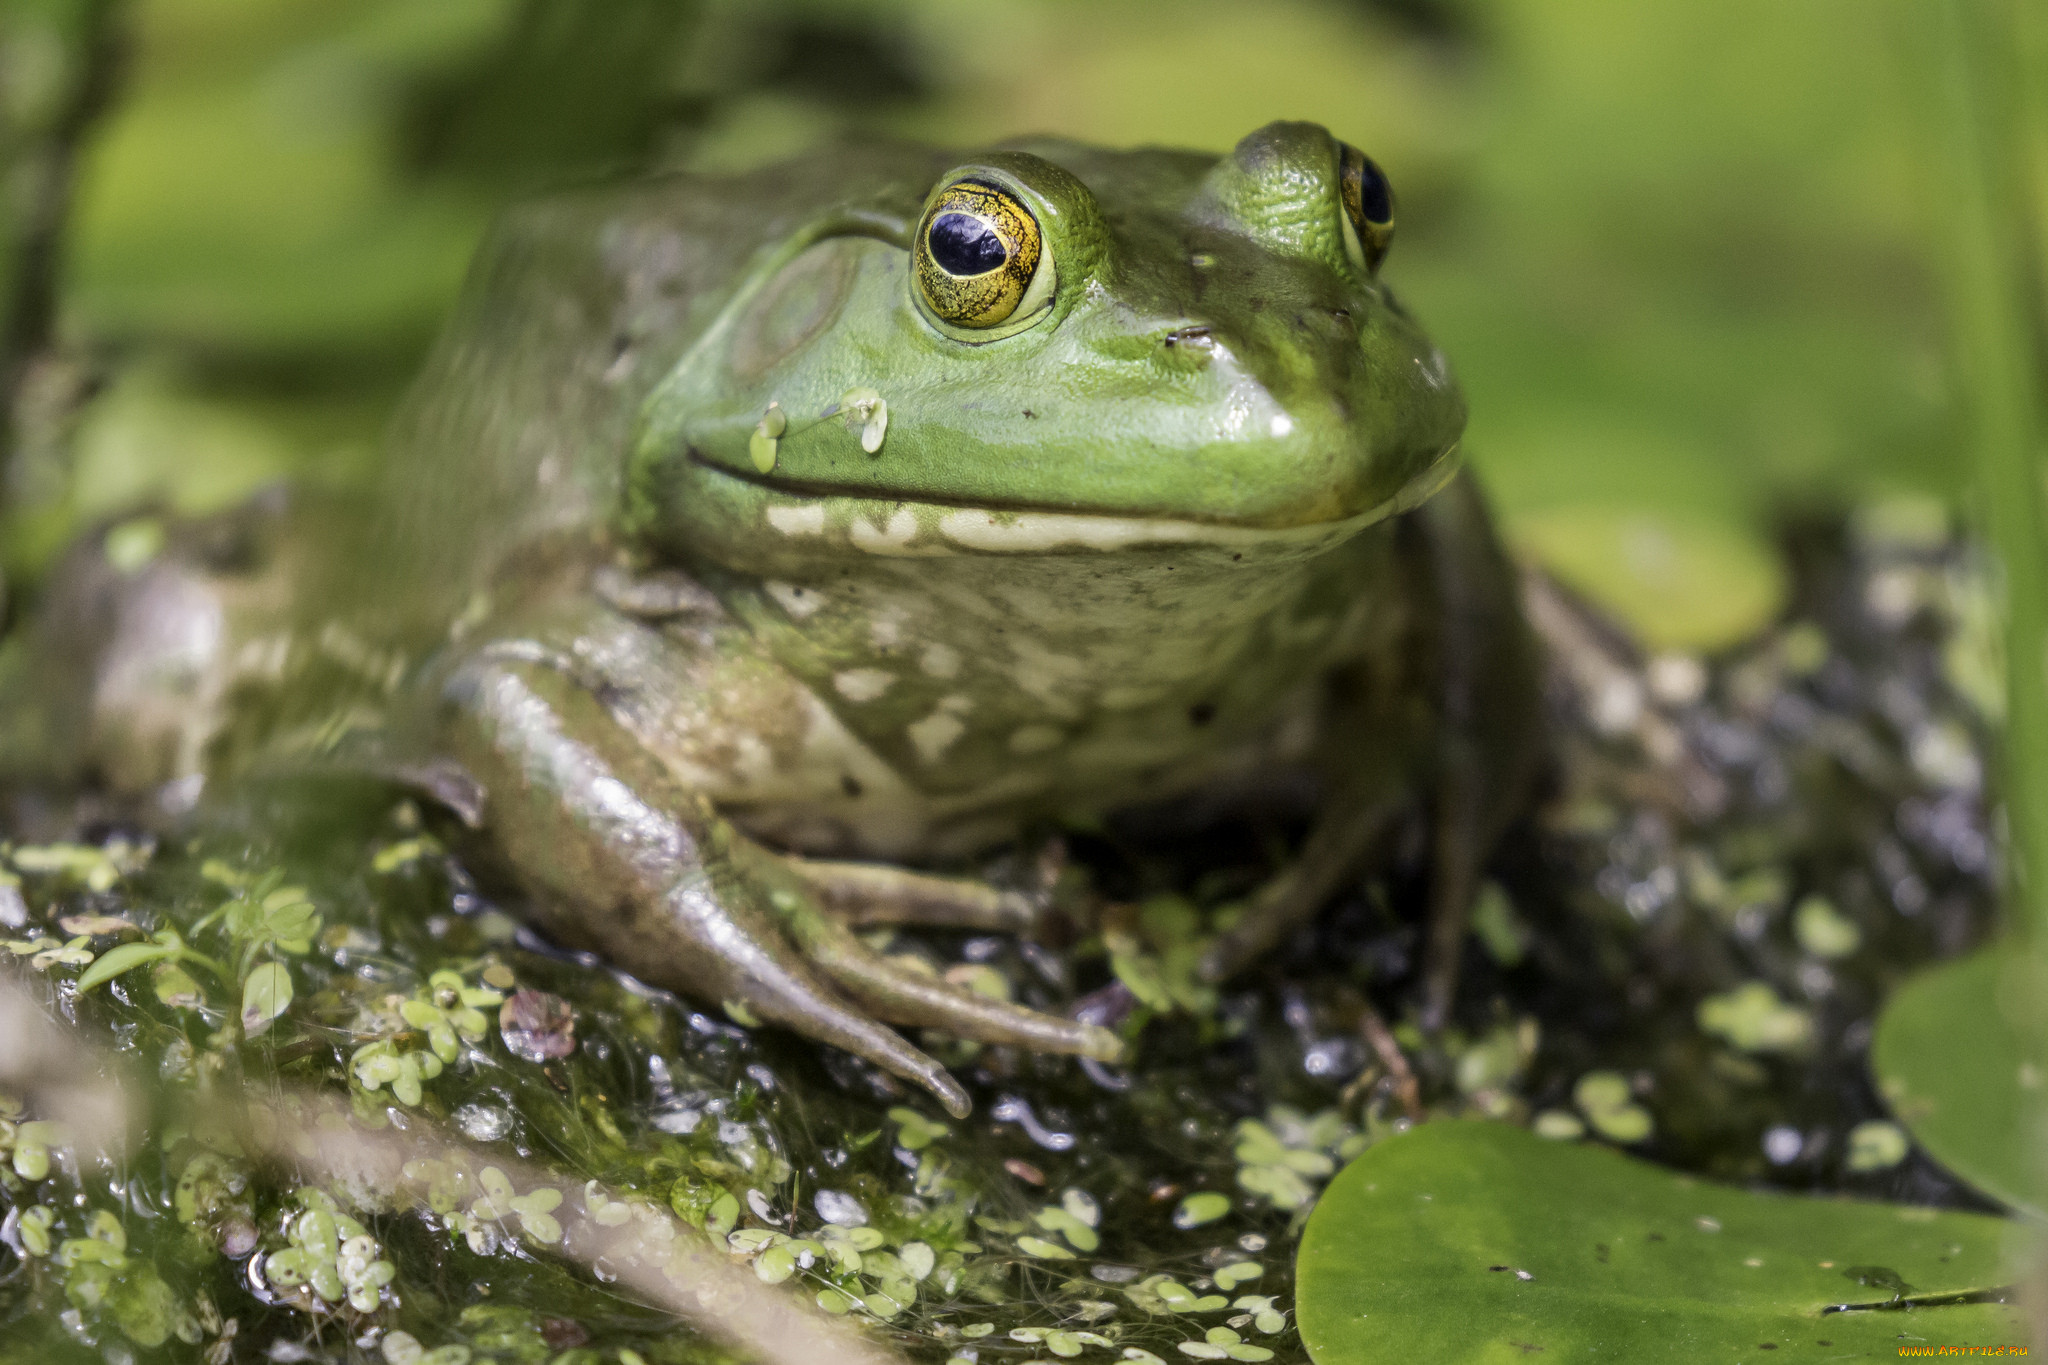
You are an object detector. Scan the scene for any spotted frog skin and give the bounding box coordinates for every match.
[8,122,1542,1116]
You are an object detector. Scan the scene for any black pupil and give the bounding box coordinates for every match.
[1357,160,1392,225]
[929,211,1008,275]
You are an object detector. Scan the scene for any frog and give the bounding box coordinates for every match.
[2,121,1542,1118]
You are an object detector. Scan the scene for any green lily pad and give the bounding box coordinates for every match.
[1297,1122,2022,1361]
[1871,944,2044,1218]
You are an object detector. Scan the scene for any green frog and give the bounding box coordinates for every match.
[5,122,1542,1117]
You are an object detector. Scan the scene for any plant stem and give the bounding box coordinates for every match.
[1909,0,2048,1336]
[177,948,230,983]
[1915,1,2048,934]
[0,0,129,498]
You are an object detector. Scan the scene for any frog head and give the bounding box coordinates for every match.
[630,121,1463,568]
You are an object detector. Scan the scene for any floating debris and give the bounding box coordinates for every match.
[498,987,574,1062]
[834,387,888,454]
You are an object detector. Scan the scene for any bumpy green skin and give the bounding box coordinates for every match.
[7,123,1542,1116]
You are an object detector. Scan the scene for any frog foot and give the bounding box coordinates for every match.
[443,654,1120,1118]
[741,844,1126,1116]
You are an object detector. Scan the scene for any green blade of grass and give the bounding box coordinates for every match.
[1906,0,2048,1263]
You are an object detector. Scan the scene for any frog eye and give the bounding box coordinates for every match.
[1336,143,1395,274]
[913,180,1050,331]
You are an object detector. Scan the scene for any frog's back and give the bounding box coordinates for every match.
[352,143,957,645]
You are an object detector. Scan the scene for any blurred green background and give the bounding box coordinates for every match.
[0,0,1959,650]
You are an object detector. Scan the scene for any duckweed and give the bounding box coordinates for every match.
[1007,1324,1115,1357]
[1213,1260,1263,1289]
[899,1239,936,1278]
[381,1332,473,1365]
[1454,1019,1539,1099]
[1793,894,1862,959]
[12,1204,54,1257]
[1172,1192,1230,1228]
[260,1189,399,1312]
[351,1037,444,1106]
[1228,1105,1368,1212]
[0,1115,58,1180]
[1174,1323,1276,1361]
[1232,1295,1288,1334]
[1130,1275,1230,1315]
[1033,1196,1101,1252]
[1845,1119,1910,1172]
[889,1105,951,1150]
[1016,1233,1076,1259]
[399,968,504,1060]
[1574,1070,1654,1144]
[1698,982,1814,1053]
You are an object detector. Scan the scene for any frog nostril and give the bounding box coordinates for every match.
[1294,309,1359,341]
[1162,326,1213,349]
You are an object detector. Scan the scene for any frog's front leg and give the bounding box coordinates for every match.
[1197,782,1405,983]
[1199,472,1545,1030]
[439,652,1117,1117]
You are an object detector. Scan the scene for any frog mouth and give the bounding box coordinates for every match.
[696,448,1158,519]
[690,446,1459,555]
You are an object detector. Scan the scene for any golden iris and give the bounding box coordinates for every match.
[1337,143,1395,274]
[913,180,1043,328]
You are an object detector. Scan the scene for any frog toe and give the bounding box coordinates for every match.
[800,917,1122,1062]
[780,856,1042,934]
[739,971,973,1118]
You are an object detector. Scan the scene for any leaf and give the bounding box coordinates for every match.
[371,838,436,874]
[152,961,205,1009]
[241,962,294,1036]
[1108,939,1175,1012]
[75,941,178,992]
[1511,506,1785,652]
[57,914,140,938]
[262,901,320,954]
[1296,1121,2021,1361]
[1871,944,2042,1217]
[32,937,95,970]
[198,858,247,890]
